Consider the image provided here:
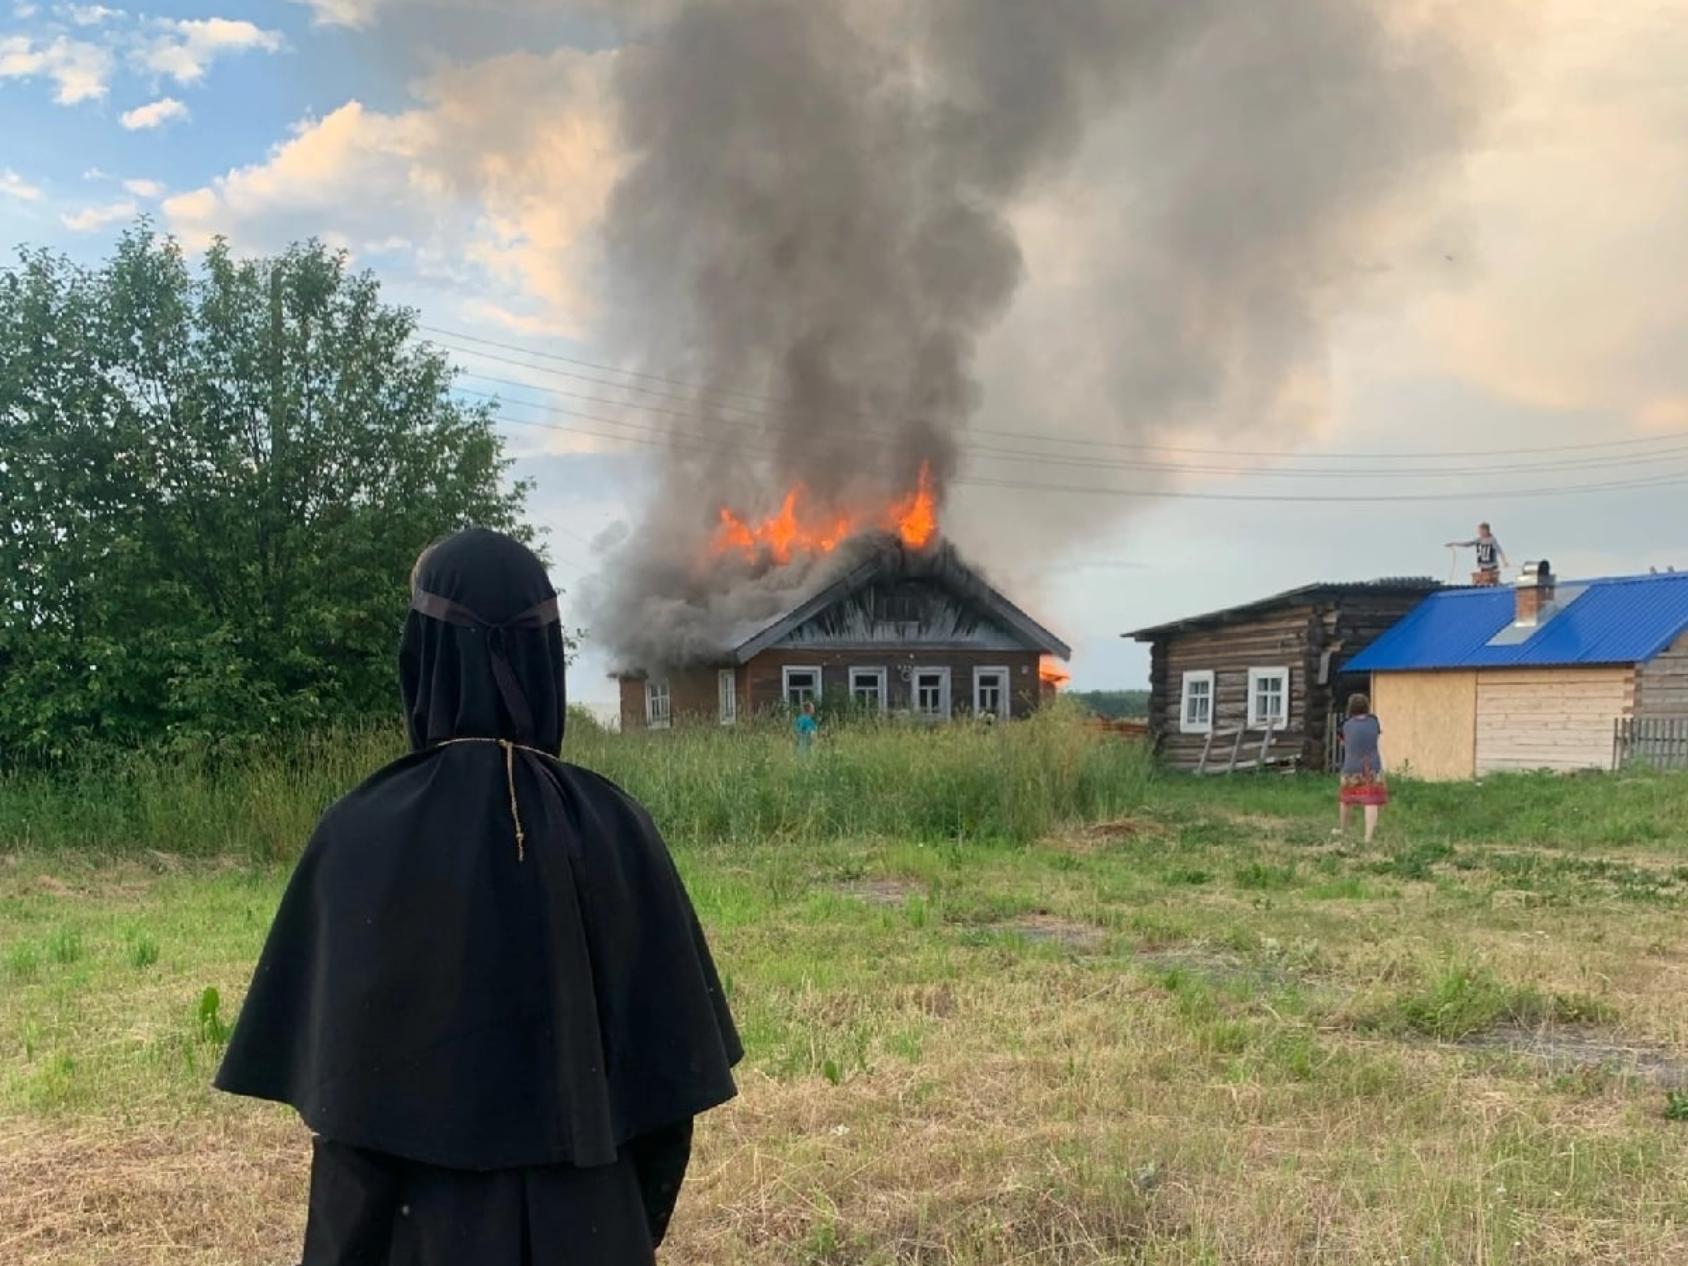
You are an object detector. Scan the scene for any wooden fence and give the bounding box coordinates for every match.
[1612,717,1688,771]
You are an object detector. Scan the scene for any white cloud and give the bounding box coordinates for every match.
[122,177,164,198]
[1,168,45,201]
[63,4,123,25]
[165,49,620,336]
[137,18,284,85]
[120,96,187,129]
[13,2,41,16]
[61,198,136,231]
[1404,3,1688,430]
[290,0,385,28]
[0,33,114,103]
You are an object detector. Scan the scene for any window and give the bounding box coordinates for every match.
[1247,667,1290,730]
[913,667,951,720]
[718,668,737,726]
[974,666,1010,719]
[849,666,887,713]
[782,665,822,708]
[644,678,671,729]
[1180,671,1214,734]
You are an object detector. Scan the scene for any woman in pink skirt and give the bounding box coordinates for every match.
[1337,693,1387,844]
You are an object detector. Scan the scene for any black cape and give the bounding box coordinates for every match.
[215,528,742,1172]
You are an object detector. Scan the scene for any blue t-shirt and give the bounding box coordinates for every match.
[1341,715,1382,775]
[795,713,818,748]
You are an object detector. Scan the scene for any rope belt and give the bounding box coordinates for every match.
[434,737,548,862]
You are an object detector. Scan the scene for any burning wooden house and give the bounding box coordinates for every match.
[616,535,1071,729]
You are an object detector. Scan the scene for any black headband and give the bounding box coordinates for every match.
[411,590,560,741]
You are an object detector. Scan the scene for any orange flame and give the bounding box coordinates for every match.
[711,463,938,564]
[889,461,937,549]
[1039,655,1071,689]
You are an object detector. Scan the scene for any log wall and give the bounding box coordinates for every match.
[1635,632,1688,719]
[1144,591,1428,771]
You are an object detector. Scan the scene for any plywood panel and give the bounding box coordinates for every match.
[1475,666,1632,774]
[1370,671,1476,781]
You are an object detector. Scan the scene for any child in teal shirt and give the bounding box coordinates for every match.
[795,700,819,751]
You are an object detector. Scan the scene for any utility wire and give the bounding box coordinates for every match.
[450,370,1688,482]
[422,323,1688,463]
[465,390,1688,506]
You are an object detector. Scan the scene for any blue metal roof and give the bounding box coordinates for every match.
[1346,573,1688,672]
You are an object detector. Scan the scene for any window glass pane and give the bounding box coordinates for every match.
[915,672,945,715]
[785,669,819,706]
[851,671,882,708]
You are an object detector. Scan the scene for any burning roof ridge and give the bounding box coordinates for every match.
[726,535,1070,662]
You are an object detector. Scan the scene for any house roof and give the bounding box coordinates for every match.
[1125,578,1442,641]
[1345,572,1688,672]
[728,539,1071,664]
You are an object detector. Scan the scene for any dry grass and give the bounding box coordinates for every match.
[8,764,1688,1263]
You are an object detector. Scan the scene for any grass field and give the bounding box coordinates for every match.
[5,713,1688,1264]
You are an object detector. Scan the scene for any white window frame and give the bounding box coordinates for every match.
[848,666,887,714]
[644,678,671,730]
[912,666,952,721]
[1247,666,1290,731]
[973,666,1011,720]
[1179,671,1215,735]
[717,668,737,726]
[781,664,823,709]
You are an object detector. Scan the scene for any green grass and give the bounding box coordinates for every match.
[5,715,1688,1263]
[0,704,1154,860]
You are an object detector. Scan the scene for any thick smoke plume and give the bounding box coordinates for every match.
[582,0,1492,671]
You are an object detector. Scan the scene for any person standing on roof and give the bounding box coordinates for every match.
[1446,522,1510,586]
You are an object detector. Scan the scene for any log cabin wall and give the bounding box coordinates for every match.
[1144,590,1431,771]
[1148,604,1321,770]
[1635,631,1688,718]
[746,647,1042,718]
[619,650,1043,728]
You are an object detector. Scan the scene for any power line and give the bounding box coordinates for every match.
[468,390,1688,506]
[451,369,1688,482]
[421,322,1688,463]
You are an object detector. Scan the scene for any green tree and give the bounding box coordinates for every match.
[1069,690,1151,720]
[0,226,538,760]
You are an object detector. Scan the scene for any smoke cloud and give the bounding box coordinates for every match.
[580,0,1501,670]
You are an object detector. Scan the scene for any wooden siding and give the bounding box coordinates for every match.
[620,651,1042,728]
[748,647,1042,718]
[1635,631,1688,718]
[1474,667,1635,774]
[1144,591,1427,771]
[776,577,1029,651]
[619,666,743,730]
[1370,671,1476,781]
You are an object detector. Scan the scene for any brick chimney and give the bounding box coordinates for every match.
[1514,560,1555,626]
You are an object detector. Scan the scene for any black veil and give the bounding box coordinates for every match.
[215,529,742,1169]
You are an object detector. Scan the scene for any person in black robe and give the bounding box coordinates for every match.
[215,528,742,1265]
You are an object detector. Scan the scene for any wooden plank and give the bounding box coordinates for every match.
[1475,665,1629,774]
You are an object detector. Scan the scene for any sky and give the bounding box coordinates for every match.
[4,1,1687,705]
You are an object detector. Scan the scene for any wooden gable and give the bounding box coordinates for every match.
[771,575,1034,651]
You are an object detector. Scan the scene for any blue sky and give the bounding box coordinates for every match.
[5,2,1688,705]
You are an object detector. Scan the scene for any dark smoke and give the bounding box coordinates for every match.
[581,0,1494,670]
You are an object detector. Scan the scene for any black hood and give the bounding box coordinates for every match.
[400,527,567,753]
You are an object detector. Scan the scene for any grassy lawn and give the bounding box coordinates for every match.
[5,719,1688,1263]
